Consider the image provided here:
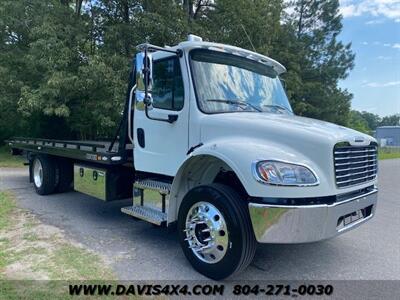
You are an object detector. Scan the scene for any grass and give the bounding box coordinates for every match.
[0,191,116,299]
[0,280,76,300]
[378,147,400,160]
[43,245,115,280]
[0,191,16,230]
[0,146,25,168]
[0,238,11,269]
[22,232,39,241]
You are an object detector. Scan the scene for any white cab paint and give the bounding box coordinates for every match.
[135,40,377,201]
[190,112,376,198]
[133,51,191,176]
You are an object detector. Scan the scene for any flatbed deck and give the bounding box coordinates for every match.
[6,137,133,166]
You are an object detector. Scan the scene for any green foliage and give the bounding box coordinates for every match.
[0,0,359,142]
[0,191,16,230]
[359,111,381,131]
[284,0,355,125]
[0,0,128,140]
[0,146,25,168]
[346,111,399,133]
[348,110,371,134]
[380,114,400,127]
[378,147,400,160]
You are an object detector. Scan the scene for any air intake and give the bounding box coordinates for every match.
[334,143,378,188]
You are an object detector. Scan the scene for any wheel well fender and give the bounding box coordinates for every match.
[167,153,249,224]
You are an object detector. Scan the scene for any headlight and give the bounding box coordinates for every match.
[253,160,319,186]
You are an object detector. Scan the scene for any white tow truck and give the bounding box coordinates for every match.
[7,35,378,280]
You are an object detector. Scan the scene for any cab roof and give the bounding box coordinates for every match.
[139,35,287,75]
[176,40,286,75]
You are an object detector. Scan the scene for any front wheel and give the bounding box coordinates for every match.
[178,184,257,280]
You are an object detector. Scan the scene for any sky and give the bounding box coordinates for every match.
[338,0,400,117]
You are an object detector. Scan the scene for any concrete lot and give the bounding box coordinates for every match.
[0,159,399,280]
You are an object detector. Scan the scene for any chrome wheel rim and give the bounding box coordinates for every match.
[33,159,43,188]
[184,201,229,264]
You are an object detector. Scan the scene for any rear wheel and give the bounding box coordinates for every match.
[178,183,257,280]
[32,156,59,195]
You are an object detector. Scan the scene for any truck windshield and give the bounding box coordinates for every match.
[190,49,293,114]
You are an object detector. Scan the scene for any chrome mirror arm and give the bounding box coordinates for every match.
[127,84,136,144]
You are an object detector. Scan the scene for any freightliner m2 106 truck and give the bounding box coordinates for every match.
[7,35,378,280]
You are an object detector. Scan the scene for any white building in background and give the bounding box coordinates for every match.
[375,126,400,147]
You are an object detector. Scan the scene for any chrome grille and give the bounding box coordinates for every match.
[334,144,377,188]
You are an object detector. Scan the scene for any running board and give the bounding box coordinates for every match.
[134,179,171,194]
[121,178,171,225]
[121,205,167,225]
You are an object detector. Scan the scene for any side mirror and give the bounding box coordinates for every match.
[135,51,153,108]
[133,44,179,124]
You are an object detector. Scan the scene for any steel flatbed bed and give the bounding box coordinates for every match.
[6,137,133,166]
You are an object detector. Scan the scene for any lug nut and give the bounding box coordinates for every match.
[195,245,212,252]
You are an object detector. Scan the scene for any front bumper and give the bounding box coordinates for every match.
[248,189,378,243]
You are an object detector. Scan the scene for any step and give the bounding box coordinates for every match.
[134,179,172,195]
[121,205,167,225]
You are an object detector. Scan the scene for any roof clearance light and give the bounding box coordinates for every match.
[188,34,203,42]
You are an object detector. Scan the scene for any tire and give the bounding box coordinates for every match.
[178,183,257,280]
[32,155,59,195]
[56,159,73,193]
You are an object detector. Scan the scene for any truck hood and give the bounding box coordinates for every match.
[200,112,374,147]
[199,112,376,165]
[197,112,376,198]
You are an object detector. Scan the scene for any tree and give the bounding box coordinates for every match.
[0,0,129,139]
[286,0,355,126]
[379,114,400,127]
[347,111,400,134]
[0,0,361,143]
[201,0,283,54]
[360,111,381,130]
[348,110,371,134]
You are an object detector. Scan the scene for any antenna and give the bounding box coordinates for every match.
[240,24,256,52]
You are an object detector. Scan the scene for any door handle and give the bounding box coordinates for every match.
[168,114,178,123]
[137,128,145,148]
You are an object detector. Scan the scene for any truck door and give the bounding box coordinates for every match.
[133,53,189,176]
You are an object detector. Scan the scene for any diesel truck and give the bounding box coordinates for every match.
[7,35,378,280]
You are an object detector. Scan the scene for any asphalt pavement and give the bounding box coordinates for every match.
[0,159,399,280]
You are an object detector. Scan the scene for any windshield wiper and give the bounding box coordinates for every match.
[206,99,262,112]
[262,104,291,114]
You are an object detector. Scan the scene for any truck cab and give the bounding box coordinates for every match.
[8,35,378,280]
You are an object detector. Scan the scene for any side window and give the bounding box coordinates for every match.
[152,57,184,111]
